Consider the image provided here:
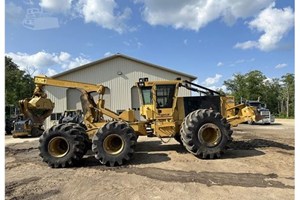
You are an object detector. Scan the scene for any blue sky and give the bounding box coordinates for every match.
[5,0,294,90]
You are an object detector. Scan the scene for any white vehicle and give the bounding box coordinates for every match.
[245,100,275,125]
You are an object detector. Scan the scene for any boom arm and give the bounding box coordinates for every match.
[19,75,106,129]
[19,75,138,135]
[34,75,105,94]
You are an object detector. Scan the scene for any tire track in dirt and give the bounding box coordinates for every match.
[115,167,294,189]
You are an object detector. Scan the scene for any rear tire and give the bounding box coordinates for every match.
[39,123,86,168]
[181,109,231,159]
[92,121,137,167]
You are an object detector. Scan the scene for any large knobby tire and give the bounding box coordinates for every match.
[181,109,231,159]
[66,123,91,154]
[39,123,86,168]
[92,121,137,167]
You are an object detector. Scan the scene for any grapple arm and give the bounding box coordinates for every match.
[19,96,54,125]
[225,104,262,127]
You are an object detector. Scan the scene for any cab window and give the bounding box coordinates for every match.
[156,85,175,108]
[141,87,152,105]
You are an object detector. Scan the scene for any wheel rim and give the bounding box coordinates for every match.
[198,123,222,147]
[48,137,70,158]
[103,134,124,155]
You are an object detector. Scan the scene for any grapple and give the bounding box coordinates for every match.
[19,96,54,124]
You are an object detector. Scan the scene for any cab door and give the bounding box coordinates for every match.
[155,84,176,117]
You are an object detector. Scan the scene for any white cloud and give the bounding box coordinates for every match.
[207,85,227,92]
[202,74,222,86]
[104,52,113,57]
[137,0,273,31]
[235,3,294,51]
[62,57,90,69]
[40,0,73,13]
[191,79,226,95]
[38,0,133,33]
[234,41,258,50]
[46,68,58,76]
[77,0,131,33]
[217,62,224,67]
[275,63,288,69]
[6,51,90,76]
[58,52,71,61]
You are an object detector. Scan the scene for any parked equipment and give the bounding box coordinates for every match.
[12,114,45,138]
[19,75,261,167]
[12,87,54,137]
[244,100,275,124]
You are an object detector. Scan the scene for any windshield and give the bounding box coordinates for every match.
[141,87,152,105]
[248,102,264,109]
[156,85,176,108]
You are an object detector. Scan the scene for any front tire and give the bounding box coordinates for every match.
[181,109,231,159]
[92,121,137,167]
[39,123,86,168]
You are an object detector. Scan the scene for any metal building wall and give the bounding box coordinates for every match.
[45,57,193,128]
[44,86,67,128]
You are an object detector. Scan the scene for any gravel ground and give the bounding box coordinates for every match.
[5,119,294,200]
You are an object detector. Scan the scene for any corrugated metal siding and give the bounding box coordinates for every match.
[45,57,193,129]
[45,86,67,129]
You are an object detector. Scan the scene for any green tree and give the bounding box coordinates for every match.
[5,56,35,107]
[223,73,247,102]
[280,73,294,117]
[263,78,281,115]
[224,70,266,102]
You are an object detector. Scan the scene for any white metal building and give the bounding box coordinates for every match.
[45,54,196,128]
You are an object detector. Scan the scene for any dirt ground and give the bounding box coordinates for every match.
[5,119,295,200]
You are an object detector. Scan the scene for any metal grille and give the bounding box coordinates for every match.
[260,111,270,116]
[14,123,24,131]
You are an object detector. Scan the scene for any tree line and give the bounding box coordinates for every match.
[223,70,294,118]
[5,56,35,116]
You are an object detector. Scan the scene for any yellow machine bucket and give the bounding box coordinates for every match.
[221,96,262,127]
[225,104,262,127]
[19,96,54,124]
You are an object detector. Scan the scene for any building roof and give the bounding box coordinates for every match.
[52,54,197,80]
